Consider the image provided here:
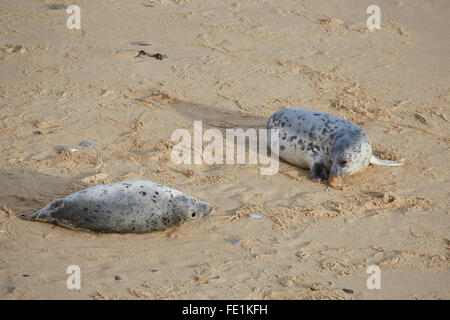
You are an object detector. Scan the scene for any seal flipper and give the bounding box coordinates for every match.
[370,156,403,166]
[19,199,64,223]
[20,210,41,221]
[310,161,328,181]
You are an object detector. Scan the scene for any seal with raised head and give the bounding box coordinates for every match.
[20,180,212,233]
[267,108,403,185]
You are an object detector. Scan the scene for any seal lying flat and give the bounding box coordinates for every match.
[267,108,403,183]
[20,180,212,233]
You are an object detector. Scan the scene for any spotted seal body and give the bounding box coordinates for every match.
[20,180,212,233]
[267,108,402,182]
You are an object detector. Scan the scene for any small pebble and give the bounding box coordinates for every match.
[79,141,91,147]
[33,131,42,135]
[329,174,343,189]
[114,275,121,280]
[186,169,195,177]
[310,284,320,291]
[343,288,354,294]
[248,214,263,220]
[22,274,30,277]
[231,239,240,245]
[131,41,151,46]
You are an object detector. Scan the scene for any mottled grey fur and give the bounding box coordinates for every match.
[267,108,373,180]
[20,180,212,233]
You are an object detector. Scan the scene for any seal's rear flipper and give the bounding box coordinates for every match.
[370,156,404,166]
[20,211,40,221]
[19,210,54,222]
[19,199,63,222]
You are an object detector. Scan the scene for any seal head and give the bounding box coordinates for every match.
[329,130,372,177]
[173,195,212,220]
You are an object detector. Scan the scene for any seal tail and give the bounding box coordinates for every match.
[370,156,404,166]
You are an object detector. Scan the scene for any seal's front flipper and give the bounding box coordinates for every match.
[370,156,404,166]
[310,162,328,181]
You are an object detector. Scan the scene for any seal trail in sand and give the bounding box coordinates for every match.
[267,108,403,184]
[20,180,212,233]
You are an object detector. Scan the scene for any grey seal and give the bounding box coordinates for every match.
[20,180,212,233]
[267,108,403,184]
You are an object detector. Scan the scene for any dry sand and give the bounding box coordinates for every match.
[0,0,449,299]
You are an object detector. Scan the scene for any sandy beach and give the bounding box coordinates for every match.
[0,0,449,299]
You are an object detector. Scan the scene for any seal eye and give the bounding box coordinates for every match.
[191,212,196,218]
[339,160,348,166]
